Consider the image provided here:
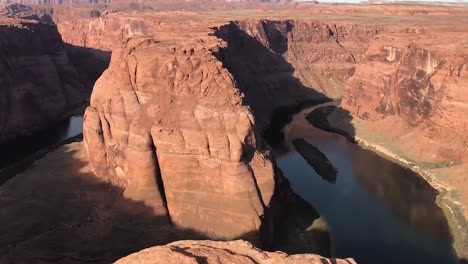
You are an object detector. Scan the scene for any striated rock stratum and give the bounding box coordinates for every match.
[115,240,356,264]
[84,36,274,241]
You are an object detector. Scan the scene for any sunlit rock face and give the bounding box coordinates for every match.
[343,41,468,162]
[115,240,356,264]
[0,19,87,143]
[344,44,445,124]
[83,37,279,244]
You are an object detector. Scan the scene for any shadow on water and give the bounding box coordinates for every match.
[213,20,457,264]
[276,130,458,264]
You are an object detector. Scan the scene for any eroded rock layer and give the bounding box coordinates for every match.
[116,240,355,264]
[342,42,468,163]
[0,19,87,143]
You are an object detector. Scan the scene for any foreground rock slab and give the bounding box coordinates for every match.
[0,143,205,263]
[116,240,356,264]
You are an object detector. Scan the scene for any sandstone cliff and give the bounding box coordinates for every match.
[83,36,326,251]
[0,18,87,143]
[84,36,272,241]
[342,42,468,163]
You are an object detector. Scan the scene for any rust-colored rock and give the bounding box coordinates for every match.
[342,41,468,163]
[83,36,278,243]
[115,240,356,264]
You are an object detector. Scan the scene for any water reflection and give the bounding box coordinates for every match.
[276,116,458,264]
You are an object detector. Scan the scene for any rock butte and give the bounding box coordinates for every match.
[83,35,279,243]
[0,1,467,262]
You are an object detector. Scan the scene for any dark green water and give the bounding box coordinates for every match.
[276,128,458,264]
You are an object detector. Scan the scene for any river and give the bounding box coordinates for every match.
[276,106,458,264]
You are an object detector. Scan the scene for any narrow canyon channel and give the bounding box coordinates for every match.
[0,116,83,182]
[275,106,458,264]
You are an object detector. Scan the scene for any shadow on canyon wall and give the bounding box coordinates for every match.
[65,44,111,91]
[350,144,454,243]
[211,21,356,147]
[212,21,458,257]
[0,43,110,177]
[0,145,330,263]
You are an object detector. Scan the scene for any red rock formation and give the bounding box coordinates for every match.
[115,240,356,264]
[0,18,87,143]
[83,31,331,252]
[342,40,468,163]
[83,36,281,244]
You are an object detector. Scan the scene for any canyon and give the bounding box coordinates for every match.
[0,1,467,263]
[0,16,88,144]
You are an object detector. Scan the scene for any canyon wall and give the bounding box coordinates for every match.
[76,10,467,244]
[212,17,468,164]
[213,20,375,126]
[4,0,467,163]
[210,18,467,166]
[0,18,88,143]
[342,41,468,163]
[83,36,273,242]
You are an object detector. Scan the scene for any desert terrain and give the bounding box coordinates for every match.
[0,1,467,263]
